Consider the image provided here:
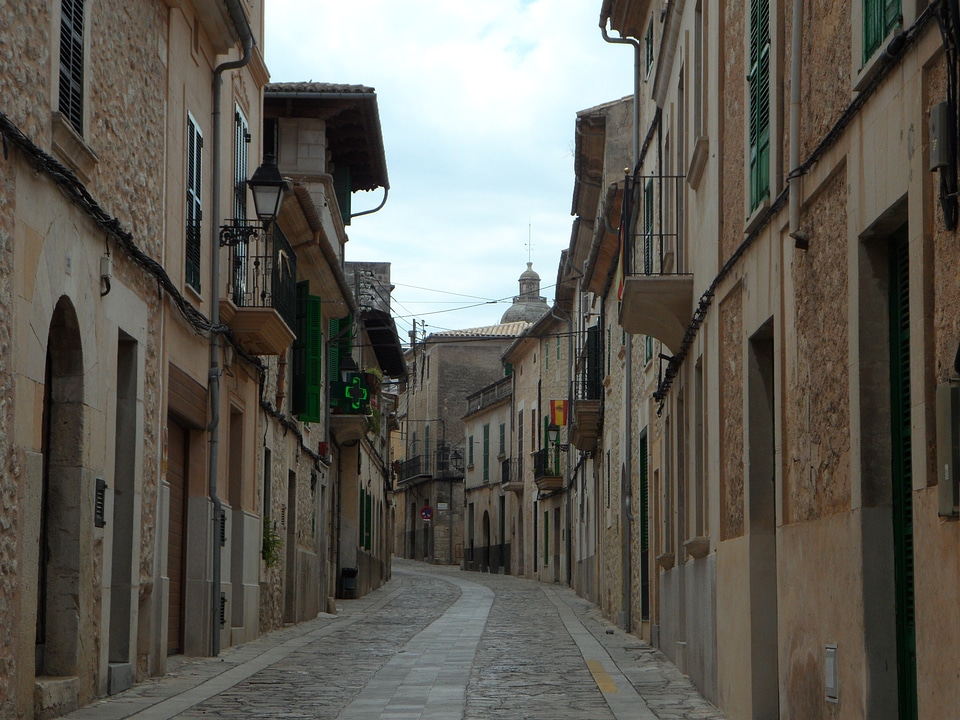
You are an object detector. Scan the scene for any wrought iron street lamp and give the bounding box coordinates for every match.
[220,154,285,247]
[547,423,569,452]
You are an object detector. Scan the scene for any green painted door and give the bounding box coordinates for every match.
[889,226,917,719]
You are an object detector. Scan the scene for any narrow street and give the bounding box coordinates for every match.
[66,559,724,720]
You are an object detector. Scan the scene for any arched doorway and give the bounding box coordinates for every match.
[36,296,85,678]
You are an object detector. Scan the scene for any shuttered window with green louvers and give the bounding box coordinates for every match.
[864,0,901,62]
[292,282,323,423]
[59,0,85,135]
[748,0,770,211]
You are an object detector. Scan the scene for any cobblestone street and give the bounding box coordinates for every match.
[67,560,725,720]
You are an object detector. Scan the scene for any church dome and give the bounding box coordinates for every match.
[500,262,550,324]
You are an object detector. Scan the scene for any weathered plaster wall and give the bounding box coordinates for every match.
[719,282,744,540]
[786,169,850,524]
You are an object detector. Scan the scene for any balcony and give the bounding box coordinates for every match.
[501,458,523,493]
[533,447,564,492]
[570,326,602,452]
[220,220,297,356]
[399,444,464,484]
[618,173,694,354]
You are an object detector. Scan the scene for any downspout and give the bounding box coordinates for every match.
[350,187,389,219]
[788,0,808,248]
[209,0,253,657]
[600,8,640,634]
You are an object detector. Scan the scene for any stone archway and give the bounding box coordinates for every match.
[36,296,86,679]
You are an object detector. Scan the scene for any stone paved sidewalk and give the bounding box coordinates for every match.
[64,560,726,720]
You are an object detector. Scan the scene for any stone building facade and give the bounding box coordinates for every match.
[1,5,402,718]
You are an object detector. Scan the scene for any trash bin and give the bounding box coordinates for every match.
[341,567,359,599]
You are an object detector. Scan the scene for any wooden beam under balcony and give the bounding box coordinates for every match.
[219,300,295,356]
[619,274,694,355]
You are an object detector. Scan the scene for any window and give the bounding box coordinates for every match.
[694,1,705,138]
[644,179,654,274]
[646,335,653,363]
[864,0,901,61]
[556,336,561,362]
[292,281,322,422]
[468,435,474,467]
[748,0,771,211]
[59,0,85,135]
[185,114,203,291]
[645,19,654,77]
[232,108,250,302]
[482,423,490,481]
[545,341,550,370]
[499,423,506,456]
[233,107,249,219]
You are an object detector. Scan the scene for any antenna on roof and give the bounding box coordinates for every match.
[526,221,533,263]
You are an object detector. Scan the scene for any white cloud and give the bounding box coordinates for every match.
[265,0,634,333]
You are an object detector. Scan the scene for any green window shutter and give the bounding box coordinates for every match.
[644,180,654,274]
[544,510,550,565]
[293,285,322,423]
[749,0,770,211]
[329,317,341,381]
[59,0,85,135]
[864,0,901,61]
[482,424,490,481]
[303,294,322,423]
[499,423,505,456]
[889,227,918,719]
[292,281,309,416]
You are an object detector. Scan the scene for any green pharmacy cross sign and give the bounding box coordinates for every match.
[331,373,370,414]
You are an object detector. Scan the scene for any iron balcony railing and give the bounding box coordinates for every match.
[574,324,603,401]
[533,447,563,480]
[223,220,297,333]
[501,457,522,485]
[623,173,689,278]
[465,375,513,415]
[400,443,464,483]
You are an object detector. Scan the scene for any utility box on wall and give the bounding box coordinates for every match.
[936,382,960,517]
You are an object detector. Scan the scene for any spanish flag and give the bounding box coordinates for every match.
[550,400,568,427]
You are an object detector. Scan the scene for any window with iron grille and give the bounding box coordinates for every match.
[748,0,770,211]
[185,114,203,291]
[864,0,900,61]
[59,0,85,135]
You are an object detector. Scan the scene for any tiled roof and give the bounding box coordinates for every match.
[265,82,375,95]
[431,321,530,339]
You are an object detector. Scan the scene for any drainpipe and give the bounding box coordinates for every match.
[789,0,808,248]
[208,0,253,657]
[600,9,640,635]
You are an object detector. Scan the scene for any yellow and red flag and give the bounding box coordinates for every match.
[550,400,568,427]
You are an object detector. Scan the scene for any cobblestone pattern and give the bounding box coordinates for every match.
[177,574,459,718]
[66,560,728,720]
[463,572,614,719]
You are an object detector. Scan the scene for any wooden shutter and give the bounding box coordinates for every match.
[889,228,918,719]
[865,0,902,61]
[749,0,770,210]
[185,117,203,291]
[59,0,84,134]
[292,284,322,423]
[291,281,308,416]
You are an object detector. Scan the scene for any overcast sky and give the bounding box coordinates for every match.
[264,2,634,339]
